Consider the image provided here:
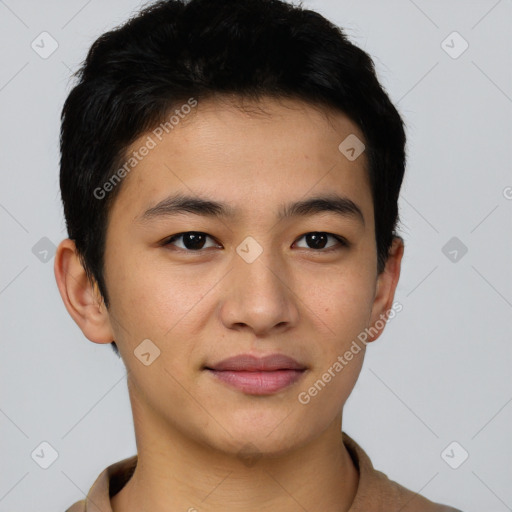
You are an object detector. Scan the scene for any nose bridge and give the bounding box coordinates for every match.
[235,246,283,296]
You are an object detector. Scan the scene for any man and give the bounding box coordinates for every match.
[55,0,462,510]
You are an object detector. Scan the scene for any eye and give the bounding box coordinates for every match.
[294,232,348,252]
[162,231,349,253]
[162,231,220,251]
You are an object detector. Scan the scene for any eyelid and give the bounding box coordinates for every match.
[162,231,220,249]
[293,233,349,251]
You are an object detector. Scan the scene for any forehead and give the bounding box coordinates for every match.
[108,96,373,228]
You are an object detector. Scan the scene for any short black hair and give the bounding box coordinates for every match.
[59,0,407,357]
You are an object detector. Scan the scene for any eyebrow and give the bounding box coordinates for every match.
[137,192,365,226]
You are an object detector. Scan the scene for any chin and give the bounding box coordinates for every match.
[205,416,312,459]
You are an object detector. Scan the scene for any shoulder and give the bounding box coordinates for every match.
[64,454,137,512]
[372,470,463,512]
[342,432,464,512]
[65,499,86,512]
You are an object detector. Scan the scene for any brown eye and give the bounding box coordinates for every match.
[163,232,219,251]
[294,232,348,251]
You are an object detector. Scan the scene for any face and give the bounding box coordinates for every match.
[96,97,400,456]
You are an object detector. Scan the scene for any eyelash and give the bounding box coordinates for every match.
[161,231,349,253]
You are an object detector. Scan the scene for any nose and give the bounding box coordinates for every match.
[218,248,299,337]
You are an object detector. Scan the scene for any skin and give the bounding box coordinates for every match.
[54,96,403,512]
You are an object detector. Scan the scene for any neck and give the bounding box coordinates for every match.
[112,390,359,512]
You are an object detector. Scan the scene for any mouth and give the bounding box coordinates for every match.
[204,353,308,395]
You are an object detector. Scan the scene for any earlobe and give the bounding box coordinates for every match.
[54,238,114,344]
[367,236,404,343]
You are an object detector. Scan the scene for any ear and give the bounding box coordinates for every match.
[54,238,114,344]
[366,236,404,343]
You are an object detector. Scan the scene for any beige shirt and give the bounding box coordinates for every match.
[66,432,462,512]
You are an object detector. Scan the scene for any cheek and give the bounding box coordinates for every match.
[106,249,220,345]
[300,265,375,339]
[295,271,371,416]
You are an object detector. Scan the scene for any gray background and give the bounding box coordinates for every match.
[1,0,511,510]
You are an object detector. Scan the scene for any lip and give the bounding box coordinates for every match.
[204,354,308,395]
[206,353,307,372]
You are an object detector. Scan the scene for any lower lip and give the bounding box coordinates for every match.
[206,369,306,395]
